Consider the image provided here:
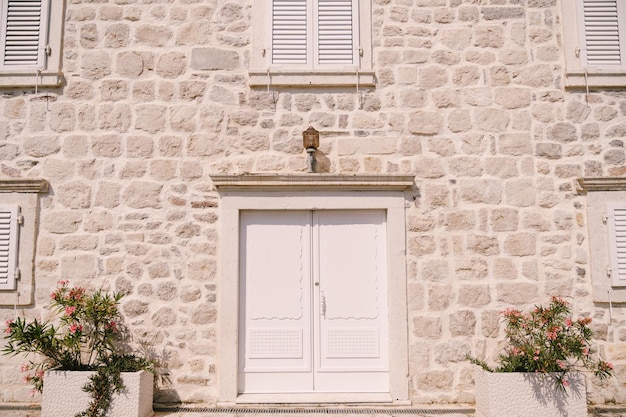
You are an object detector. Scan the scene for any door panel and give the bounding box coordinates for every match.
[239,210,389,394]
[239,211,312,392]
[315,211,389,392]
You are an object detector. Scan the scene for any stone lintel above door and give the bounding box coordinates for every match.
[211,174,415,191]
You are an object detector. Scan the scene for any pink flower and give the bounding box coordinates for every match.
[20,363,30,372]
[4,319,12,334]
[69,323,83,333]
[105,321,117,332]
[64,306,76,316]
[562,379,570,387]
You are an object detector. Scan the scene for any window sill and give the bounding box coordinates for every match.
[0,71,63,88]
[564,70,626,89]
[249,70,375,87]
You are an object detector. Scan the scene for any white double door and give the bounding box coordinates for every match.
[239,210,389,393]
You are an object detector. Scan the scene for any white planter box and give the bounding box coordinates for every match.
[41,369,154,417]
[474,369,587,417]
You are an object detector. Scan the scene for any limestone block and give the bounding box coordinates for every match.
[81,50,112,79]
[497,282,538,304]
[191,304,217,325]
[80,23,98,49]
[413,316,442,339]
[61,254,96,278]
[481,7,525,20]
[24,135,60,157]
[495,87,531,109]
[409,235,437,256]
[135,105,167,133]
[116,51,144,77]
[123,299,150,317]
[459,285,491,307]
[190,47,240,71]
[136,24,172,46]
[105,23,130,48]
[548,122,577,142]
[156,52,186,78]
[428,284,453,310]
[505,178,535,207]
[475,108,509,131]
[419,66,448,88]
[459,179,503,204]
[467,234,499,255]
[100,80,128,101]
[448,156,483,176]
[409,111,442,135]
[474,26,504,48]
[123,181,162,209]
[535,142,562,159]
[503,233,536,256]
[57,182,91,209]
[176,22,212,45]
[449,310,476,336]
[511,64,553,87]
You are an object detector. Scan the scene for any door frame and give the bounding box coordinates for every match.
[214,174,412,404]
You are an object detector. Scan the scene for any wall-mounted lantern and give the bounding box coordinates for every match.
[302,126,319,173]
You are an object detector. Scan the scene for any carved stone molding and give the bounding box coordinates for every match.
[576,177,626,194]
[0,178,49,193]
[211,174,415,191]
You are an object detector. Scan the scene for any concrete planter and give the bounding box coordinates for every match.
[41,369,154,417]
[474,368,587,417]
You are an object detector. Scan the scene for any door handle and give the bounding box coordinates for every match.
[320,290,326,318]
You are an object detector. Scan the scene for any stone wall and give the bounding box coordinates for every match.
[0,0,625,406]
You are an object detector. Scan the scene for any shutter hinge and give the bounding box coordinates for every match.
[15,268,20,281]
[359,47,363,57]
[575,47,580,58]
[45,45,51,56]
[607,265,612,278]
[16,209,23,226]
[603,212,609,224]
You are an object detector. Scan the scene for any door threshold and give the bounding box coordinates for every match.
[234,393,401,404]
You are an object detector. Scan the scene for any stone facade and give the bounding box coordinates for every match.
[0,0,625,407]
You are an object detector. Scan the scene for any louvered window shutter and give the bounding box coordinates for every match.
[0,205,19,291]
[607,203,626,287]
[271,0,359,70]
[272,0,308,66]
[0,0,50,70]
[581,0,626,68]
[316,0,357,67]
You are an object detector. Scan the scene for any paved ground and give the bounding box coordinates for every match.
[3,404,626,416]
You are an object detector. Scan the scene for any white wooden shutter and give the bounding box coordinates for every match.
[0,205,20,291]
[271,0,360,69]
[316,0,357,66]
[0,0,50,70]
[581,0,626,68]
[607,202,626,286]
[272,0,308,65]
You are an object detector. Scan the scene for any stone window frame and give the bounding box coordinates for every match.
[212,174,412,404]
[0,0,64,88]
[561,1,626,88]
[0,179,48,306]
[578,177,626,303]
[248,0,375,87]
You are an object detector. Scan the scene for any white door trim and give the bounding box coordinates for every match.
[216,184,410,404]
